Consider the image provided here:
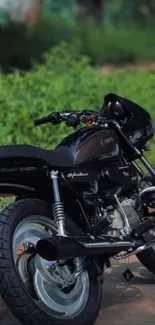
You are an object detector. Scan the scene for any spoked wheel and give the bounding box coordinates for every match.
[0,199,102,325]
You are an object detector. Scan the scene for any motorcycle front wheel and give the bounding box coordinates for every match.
[136,173,155,274]
[0,198,102,325]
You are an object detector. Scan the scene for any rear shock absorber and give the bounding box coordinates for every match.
[50,170,65,236]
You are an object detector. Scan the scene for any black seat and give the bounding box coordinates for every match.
[0,145,74,168]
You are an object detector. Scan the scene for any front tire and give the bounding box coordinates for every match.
[136,172,155,274]
[0,199,102,325]
[137,234,155,274]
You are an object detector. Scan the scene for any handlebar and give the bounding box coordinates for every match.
[34,110,98,128]
[34,110,120,128]
[34,115,52,126]
[34,112,62,126]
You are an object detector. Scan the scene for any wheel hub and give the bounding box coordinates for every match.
[34,253,76,289]
[13,216,89,318]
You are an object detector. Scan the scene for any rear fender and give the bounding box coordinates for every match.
[0,164,51,199]
[0,182,36,198]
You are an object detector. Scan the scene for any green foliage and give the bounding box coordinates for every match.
[0,42,104,148]
[44,0,74,19]
[0,197,13,210]
[0,13,155,70]
[104,0,155,28]
[78,25,155,65]
[44,0,155,28]
[0,14,76,71]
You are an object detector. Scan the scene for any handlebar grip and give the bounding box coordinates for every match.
[34,115,52,126]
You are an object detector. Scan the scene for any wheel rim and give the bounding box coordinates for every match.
[13,215,89,319]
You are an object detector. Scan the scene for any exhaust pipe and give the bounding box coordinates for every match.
[36,235,134,261]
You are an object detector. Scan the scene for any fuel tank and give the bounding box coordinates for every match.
[58,126,121,167]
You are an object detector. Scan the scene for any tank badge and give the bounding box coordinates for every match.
[67,172,89,178]
[100,137,114,147]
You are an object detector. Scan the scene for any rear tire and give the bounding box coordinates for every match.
[0,199,102,325]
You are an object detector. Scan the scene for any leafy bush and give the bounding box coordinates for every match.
[0,41,155,165]
[0,42,104,148]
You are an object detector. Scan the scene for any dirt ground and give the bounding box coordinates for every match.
[97,62,155,76]
[1,255,155,325]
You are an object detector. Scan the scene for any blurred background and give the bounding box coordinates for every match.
[0,0,155,70]
[0,0,154,209]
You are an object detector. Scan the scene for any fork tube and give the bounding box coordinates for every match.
[140,156,155,177]
[131,161,144,177]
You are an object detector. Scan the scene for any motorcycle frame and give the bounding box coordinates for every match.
[0,120,154,213]
[112,121,155,178]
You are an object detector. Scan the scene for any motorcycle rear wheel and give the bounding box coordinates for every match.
[0,198,102,325]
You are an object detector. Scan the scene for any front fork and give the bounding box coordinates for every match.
[50,170,66,236]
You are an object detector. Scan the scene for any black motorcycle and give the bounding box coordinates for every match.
[0,93,155,325]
